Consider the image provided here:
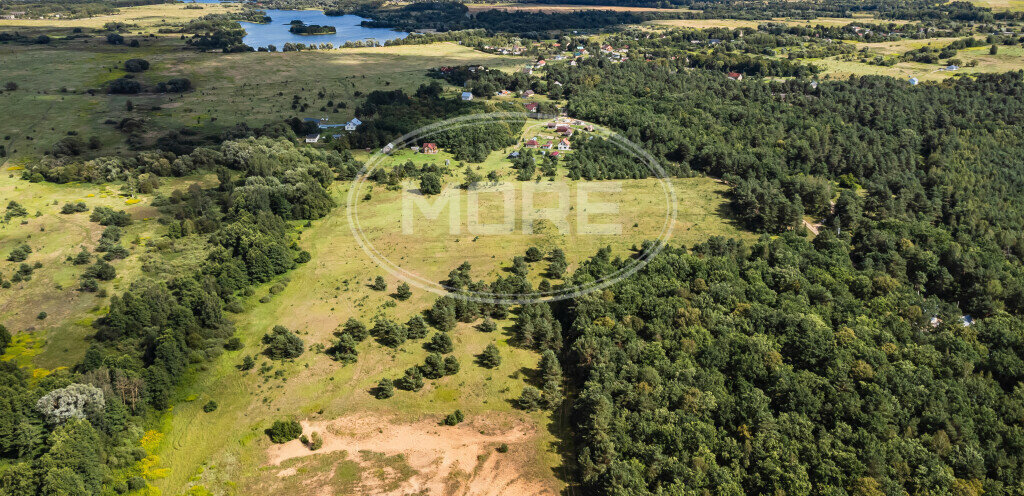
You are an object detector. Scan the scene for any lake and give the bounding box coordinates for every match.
[239,10,408,49]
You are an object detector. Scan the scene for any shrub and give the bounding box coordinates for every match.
[515,386,542,412]
[395,367,424,391]
[496,443,509,453]
[123,58,150,72]
[108,78,141,94]
[427,332,454,354]
[371,275,387,291]
[7,243,31,262]
[90,206,132,226]
[61,202,89,214]
[262,325,304,360]
[525,246,543,262]
[373,378,395,399]
[395,282,412,300]
[202,400,218,413]
[420,172,442,195]
[480,343,501,369]
[477,318,497,333]
[224,337,243,351]
[341,318,368,341]
[442,409,464,426]
[238,355,255,371]
[406,315,429,340]
[266,419,302,443]
[37,312,47,320]
[303,431,323,450]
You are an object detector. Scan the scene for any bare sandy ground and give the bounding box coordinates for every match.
[265,413,558,496]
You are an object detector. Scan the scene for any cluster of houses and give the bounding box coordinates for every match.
[525,137,572,151]
[302,116,362,143]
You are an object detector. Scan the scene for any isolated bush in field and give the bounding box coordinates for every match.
[496,443,509,453]
[238,355,255,371]
[419,172,442,195]
[406,315,429,340]
[108,77,141,95]
[421,353,446,379]
[326,334,358,364]
[427,332,454,354]
[515,386,542,412]
[123,58,150,72]
[443,355,460,375]
[442,409,464,426]
[372,318,407,348]
[223,337,243,351]
[37,312,47,320]
[395,282,412,300]
[371,275,387,291]
[525,246,543,262]
[341,317,368,341]
[266,419,302,443]
[60,202,88,214]
[84,261,116,281]
[396,367,424,391]
[302,431,322,450]
[7,243,31,262]
[480,343,501,369]
[429,297,456,331]
[156,78,192,93]
[202,401,218,413]
[374,378,395,399]
[90,206,132,226]
[477,318,497,333]
[261,325,304,360]
[35,383,105,424]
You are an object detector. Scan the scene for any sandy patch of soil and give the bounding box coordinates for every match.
[266,413,557,496]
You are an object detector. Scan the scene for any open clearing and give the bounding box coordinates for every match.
[259,414,555,495]
[154,171,747,494]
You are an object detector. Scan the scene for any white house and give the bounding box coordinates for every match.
[461,91,474,101]
[345,117,362,131]
[558,138,571,151]
[304,134,320,143]
[908,77,919,85]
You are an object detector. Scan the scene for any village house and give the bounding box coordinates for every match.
[304,134,321,144]
[461,91,474,101]
[422,143,438,154]
[522,90,535,98]
[535,59,546,68]
[345,118,362,131]
[558,138,571,151]
[525,139,539,148]
[909,77,919,85]
[550,151,560,158]
[525,102,539,112]
[727,72,743,81]
[543,141,554,149]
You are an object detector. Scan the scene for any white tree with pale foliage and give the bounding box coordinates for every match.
[35,383,105,424]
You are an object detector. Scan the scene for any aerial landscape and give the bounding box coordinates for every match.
[2,0,1024,494]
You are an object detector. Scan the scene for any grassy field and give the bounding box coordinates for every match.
[0,4,521,159]
[805,41,1024,81]
[465,2,685,13]
[968,0,1024,11]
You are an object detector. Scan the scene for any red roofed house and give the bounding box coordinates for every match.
[555,125,570,133]
[422,143,438,154]
[525,102,539,112]
[525,139,539,148]
[543,141,554,149]
[558,138,571,151]
[727,72,743,80]
[550,151,560,158]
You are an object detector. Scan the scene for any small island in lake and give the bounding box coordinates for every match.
[288,20,336,35]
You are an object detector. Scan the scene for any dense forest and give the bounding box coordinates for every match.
[557,233,1024,494]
